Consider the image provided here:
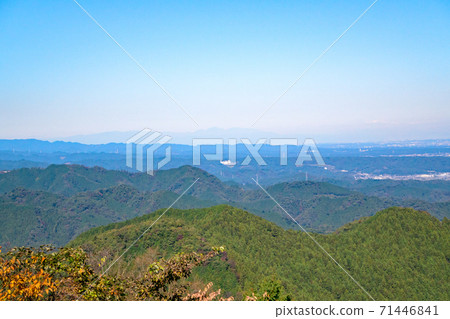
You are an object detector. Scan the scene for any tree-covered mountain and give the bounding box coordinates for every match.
[68,205,450,301]
[0,186,215,249]
[0,164,233,198]
[1,165,449,248]
[332,179,450,203]
[241,181,450,232]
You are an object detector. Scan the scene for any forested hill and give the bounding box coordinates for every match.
[1,165,449,248]
[0,186,214,248]
[0,164,232,198]
[69,205,450,301]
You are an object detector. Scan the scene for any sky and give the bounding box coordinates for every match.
[0,0,449,143]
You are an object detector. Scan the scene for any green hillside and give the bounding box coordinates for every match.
[0,164,234,198]
[334,179,450,203]
[69,205,450,301]
[1,165,449,248]
[238,181,449,232]
[0,186,213,248]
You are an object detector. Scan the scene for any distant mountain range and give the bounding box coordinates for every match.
[1,137,449,151]
[44,127,450,146]
[53,128,284,145]
[1,164,448,248]
[1,138,449,188]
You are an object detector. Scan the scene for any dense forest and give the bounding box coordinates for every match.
[1,165,448,301]
[66,205,449,301]
[1,165,449,248]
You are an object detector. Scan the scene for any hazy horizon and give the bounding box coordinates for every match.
[0,128,449,146]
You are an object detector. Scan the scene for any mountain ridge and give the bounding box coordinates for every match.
[68,205,450,300]
[1,165,448,248]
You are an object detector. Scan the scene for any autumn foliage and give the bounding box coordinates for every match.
[0,245,230,301]
[0,247,56,300]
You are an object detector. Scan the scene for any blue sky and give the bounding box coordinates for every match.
[0,0,449,142]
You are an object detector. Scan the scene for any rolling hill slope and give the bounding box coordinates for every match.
[0,186,213,248]
[0,164,234,198]
[69,205,450,301]
[1,165,449,247]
